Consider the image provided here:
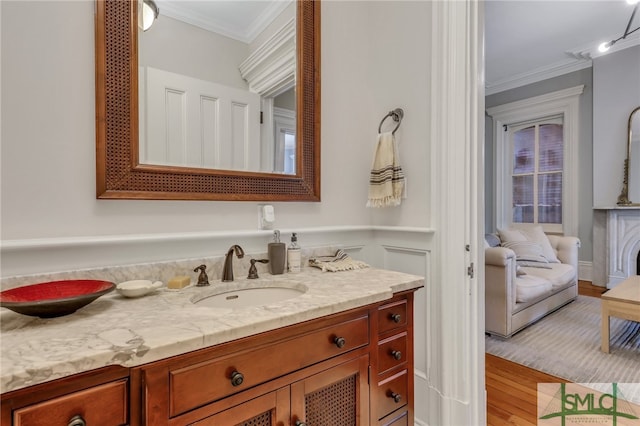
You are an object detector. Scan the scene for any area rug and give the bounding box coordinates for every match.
[486,296,640,389]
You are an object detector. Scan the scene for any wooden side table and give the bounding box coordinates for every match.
[601,275,640,353]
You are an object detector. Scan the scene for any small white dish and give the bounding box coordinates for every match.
[116,280,163,298]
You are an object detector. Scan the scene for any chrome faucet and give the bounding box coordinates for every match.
[222,245,245,282]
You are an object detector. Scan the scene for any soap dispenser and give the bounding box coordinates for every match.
[268,230,286,275]
[287,233,301,273]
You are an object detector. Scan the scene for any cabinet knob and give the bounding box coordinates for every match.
[68,415,86,426]
[391,350,402,360]
[230,371,244,387]
[390,313,402,323]
[333,336,346,348]
[295,421,307,426]
[390,392,402,403]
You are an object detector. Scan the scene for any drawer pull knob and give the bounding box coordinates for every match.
[390,392,402,403]
[390,313,402,323]
[230,371,244,387]
[333,336,346,348]
[68,415,86,426]
[295,421,307,426]
[391,350,402,360]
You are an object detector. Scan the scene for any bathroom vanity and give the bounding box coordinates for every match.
[0,268,423,425]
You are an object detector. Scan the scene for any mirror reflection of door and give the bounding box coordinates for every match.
[138,0,296,174]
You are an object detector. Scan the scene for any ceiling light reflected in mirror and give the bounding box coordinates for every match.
[140,0,159,32]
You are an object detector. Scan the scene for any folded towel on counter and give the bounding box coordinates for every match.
[309,249,370,272]
[366,132,405,208]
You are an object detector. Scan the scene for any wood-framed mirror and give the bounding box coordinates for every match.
[95,0,320,201]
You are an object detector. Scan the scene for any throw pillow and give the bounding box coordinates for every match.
[501,240,549,264]
[484,233,501,248]
[497,225,559,263]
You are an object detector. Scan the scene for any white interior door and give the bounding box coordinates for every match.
[140,67,261,171]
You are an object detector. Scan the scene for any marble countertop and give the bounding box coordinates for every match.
[0,267,423,393]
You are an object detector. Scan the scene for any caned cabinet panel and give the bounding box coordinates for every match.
[191,387,290,426]
[291,355,370,426]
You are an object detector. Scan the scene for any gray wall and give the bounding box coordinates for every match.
[593,46,640,207]
[485,68,594,262]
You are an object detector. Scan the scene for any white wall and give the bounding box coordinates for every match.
[367,1,432,228]
[1,0,432,246]
[2,2,453,424]
[593,45,640,207]
[139,14,249,89]
[0,1,367,243]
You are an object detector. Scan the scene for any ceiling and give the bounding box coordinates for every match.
[153,0,639,95]
[155,0,292,43]
[485,0,640,95]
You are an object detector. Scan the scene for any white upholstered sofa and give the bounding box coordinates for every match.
[485,225,580,338]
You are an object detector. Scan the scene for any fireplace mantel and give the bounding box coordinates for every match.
[593,207,640,288]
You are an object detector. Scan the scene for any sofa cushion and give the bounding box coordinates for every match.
[498,225,560,263]
[515,275,552,303]
[521,262,576,290]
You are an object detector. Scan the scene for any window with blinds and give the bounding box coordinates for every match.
[509,117,563,229]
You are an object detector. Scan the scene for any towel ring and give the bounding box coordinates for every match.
[378,108,404,135]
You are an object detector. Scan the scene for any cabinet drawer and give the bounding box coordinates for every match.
[379,409,409,426]
[170,315,369,416]
[377,332,407,375]
[375,369,408,420]
[13,379,128,426]
[378,299,407,335]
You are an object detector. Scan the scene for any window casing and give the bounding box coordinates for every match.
[487,85,583,236]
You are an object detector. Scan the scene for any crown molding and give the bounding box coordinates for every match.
[486,58,591,96]
[239,18,295,97]
[487,34,640,97]
[566,33,640,61]
[157,1,292,44]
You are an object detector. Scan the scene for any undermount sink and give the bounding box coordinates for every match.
[193,284,307,309]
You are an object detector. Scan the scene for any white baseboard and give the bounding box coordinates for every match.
[578,261,593,283]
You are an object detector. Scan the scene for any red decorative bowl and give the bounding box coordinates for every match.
[0,280,116,318]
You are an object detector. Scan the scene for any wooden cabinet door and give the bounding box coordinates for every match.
[290,355,369,426]
[191,387,290,426]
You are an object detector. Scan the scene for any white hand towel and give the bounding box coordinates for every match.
[366,132,405,208]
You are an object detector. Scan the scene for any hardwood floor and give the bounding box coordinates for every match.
[485,280,604,426]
